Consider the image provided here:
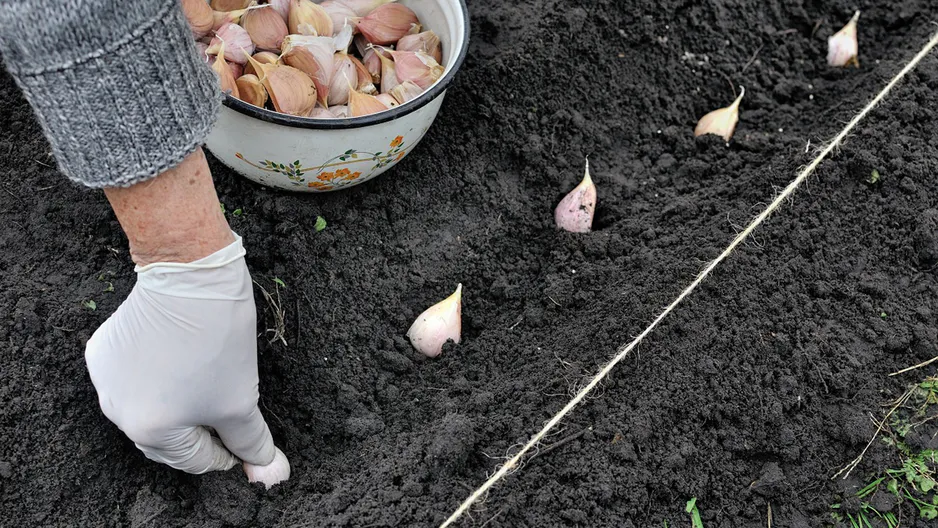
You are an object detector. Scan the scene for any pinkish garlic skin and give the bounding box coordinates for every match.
[243,447,291,490]
[554,162,596,233]
[406,284,462,358]
[207,23,255,64]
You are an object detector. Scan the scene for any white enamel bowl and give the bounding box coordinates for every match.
[204,0,469,192]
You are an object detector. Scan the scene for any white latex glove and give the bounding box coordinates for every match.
[85,235,288,483]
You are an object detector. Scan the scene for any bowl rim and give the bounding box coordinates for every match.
[221,0,470,130]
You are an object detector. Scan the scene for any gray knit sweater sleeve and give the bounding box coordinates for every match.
[0,0,221,188]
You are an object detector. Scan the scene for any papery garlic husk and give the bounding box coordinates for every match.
[211,42,241,98]
[389,80,422,104]
[320,1,359,34]
[246,53,318,116]
[389,50,443,90]
[374,46,400,94]
[694,86,744,142]
[236,74,268,107]
[268,0,290,22]
[349,55,378,94]
[396,30,442,63]
[329,54,357,105]
[211,0,252,10]
[333,21,355,53]
[308,107,336,118]
[289,0,334,36]
[212,9,246,30]
[348,86,388,117]
[206,52,243,78]
[182,0,214,39]
[407,284,462,358]
[281,35,335,107]
[356,4,418,45]
[206,22,255,64]
[554,159,597,233]
[376,93,398,108]
[243,447,291,490]
[828,11,860,68]
[197,41,211,63]
[241,5,289,51]
[330,105,349,118]
[244,51,281,76]
[336,0,395,17]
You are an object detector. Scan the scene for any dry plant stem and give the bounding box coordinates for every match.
[103,148,234,267]
[254,280,288,345]
[832,387,914,480]
[439,31,938,528]
[890,355,938,376]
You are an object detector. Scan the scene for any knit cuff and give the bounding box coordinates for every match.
[5,1,221,188]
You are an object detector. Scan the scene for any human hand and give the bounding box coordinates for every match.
[84,235,290,486]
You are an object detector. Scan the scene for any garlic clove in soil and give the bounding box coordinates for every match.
[336,0,395,17]
[356,4,419,45]
[389,80,422,104]
[210,42,241,98]
[554,159,597,233]
[389,50,443,90]
[349,55,378,94]
[407,284,463,358]
[241,5,289,52]
[348,84,389,116]
[329,53,357,105]
[210,0,252,11]
[396,30,442,64]
[244,51,281,76]
[828,11,860,68]
[694,86,744,142]
[243,447,291,490]
[206,23,255,64]
[181,0,214,39]
[289,0,334,37]
[246,53,318,116]
[236,74,268,107]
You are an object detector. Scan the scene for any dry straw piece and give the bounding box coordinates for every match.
[439,29,938,528]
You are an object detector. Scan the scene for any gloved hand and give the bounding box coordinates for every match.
[85,234,289,485]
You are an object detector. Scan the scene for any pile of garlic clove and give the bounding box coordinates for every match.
[185,0,445,119]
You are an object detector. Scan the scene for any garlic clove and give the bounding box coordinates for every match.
[388,80,422,104]
[396,30,442,64]
[828,11,860,68]
[211,0,252,10]
[243,447,291,490]
[407,284,462,358]
[211,42,241,98]
[236,73,269,107]
[554,159,597,233]
[197,41,211,63]
[356,4,419,46]
[182,0,214,39]
[206,22,255,64]
[246,53,318,116]
[241,5,289,52]
[268,0,290,23]
[389,49,443,90]
[349,55,378,94]
[376,93,398,108]
[374,46,400,94]
[308,107,336,118]
[330,105,349,118]
[329,54,357,105]
[694,86,744,142]
[333,21,355,53]
[228,61,244,79]
[348,86,388,116]
[335,0,394,18]
[281,35,335,107]
[212,9,246,30]
[244,51,281,76]
[361,48,382,83]
[320,1,359,34]
[289,0,334,37]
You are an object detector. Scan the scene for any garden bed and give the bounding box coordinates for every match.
[3,0,938,526]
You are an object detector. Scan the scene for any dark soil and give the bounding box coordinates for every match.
[3,0,938,526]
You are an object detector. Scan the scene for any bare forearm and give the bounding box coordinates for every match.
[104,148,234,267]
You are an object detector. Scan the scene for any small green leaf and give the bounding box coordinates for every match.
[867,169,882,184]
[273,278,286,288]
[233,208,243,217]
[103,282,114,293]
[83,300,97,311]
[220,203,226,213]
[887,479,899,495]
[921,478,935,493]
[685,498,697,513]
[315,215,327,232]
